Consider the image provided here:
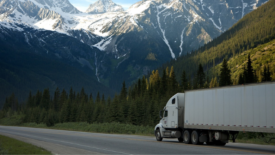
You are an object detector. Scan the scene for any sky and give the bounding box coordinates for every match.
[69,0,140,12]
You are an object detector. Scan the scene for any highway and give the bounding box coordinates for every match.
[0,126,274,154]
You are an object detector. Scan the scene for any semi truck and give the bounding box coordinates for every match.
[154,82,275,146]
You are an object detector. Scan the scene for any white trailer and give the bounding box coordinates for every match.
[154,82,275,145]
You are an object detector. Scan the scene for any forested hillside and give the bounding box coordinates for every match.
[213,39,275,84]
[163,0,275,83]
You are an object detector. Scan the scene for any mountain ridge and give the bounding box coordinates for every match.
[86,0,124,14]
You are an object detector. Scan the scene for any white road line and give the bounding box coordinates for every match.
[0,130,132,155]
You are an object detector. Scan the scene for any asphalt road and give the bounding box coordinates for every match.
[0,126,274,154]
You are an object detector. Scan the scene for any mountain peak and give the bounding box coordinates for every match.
[32,0,81,14]
[86,0,124,14]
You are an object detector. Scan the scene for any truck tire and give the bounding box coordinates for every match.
[155,129,163,141]
[183,130,191,144]
[191,130,200,145]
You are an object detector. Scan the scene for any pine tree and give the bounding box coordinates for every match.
[34,91,42,107]
[40,89,50,110]
[87,96,94,124]
[181,70,188,92]
[209,77,219,88]
[127,99,138,125]
[160,69,167,95]
[245,54,255,83]
[169,66,178,94]
[69,87,75,103]
[109,95,120,122]
[69,101,77,122]
[267,66,271,81]
[219,59,232,86]
[59,89,67,111]
[120,81,127,101]
[196,64,205,88]
[238,73,245,85]
[263,65,272,82]
[26,92,33,108]
[53,87,60,111]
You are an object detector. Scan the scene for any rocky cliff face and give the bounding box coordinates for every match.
[86,0,124,14]
[0,0,269,91]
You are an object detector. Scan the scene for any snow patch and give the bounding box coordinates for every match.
[34,19,58,31]
[94,52,100,82]
[209,18,221,30]
[93,36,113,51]
[208,6,214,15]
[127,1,151,15]
[179,27,187,56]
[130,17,138,26]
[24,33,31,45]
[156,3,176,59]
[241,0,248,18]
[0,21,24,31]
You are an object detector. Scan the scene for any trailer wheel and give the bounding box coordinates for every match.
[155,129,163,141]
[183,130,191,144]
[191,130,200,145]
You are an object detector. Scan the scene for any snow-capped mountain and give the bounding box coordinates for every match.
[86,0,124,14]
[0,0,269,91]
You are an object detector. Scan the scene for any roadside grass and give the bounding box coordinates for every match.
[236,138,275,146]
[0,135,51,154]
[23,122,155,136]
[235,132,275,146]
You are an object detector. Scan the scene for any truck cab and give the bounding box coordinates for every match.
[161,96,178,128]
[154,94,183,141]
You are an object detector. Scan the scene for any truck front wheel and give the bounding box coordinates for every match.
[155,129,163,141]
[183,130,191,144]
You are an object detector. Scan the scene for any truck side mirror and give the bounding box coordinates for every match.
[159,110,163,119]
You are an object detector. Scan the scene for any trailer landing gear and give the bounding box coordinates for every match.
[229,131,239,143]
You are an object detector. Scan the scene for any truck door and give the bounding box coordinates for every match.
[166,97,178,128]
[162,110,168,128]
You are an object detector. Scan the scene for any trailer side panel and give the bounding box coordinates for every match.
[184,82,275,133]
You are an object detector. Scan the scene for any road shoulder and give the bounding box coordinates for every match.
[0,132,102,155]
